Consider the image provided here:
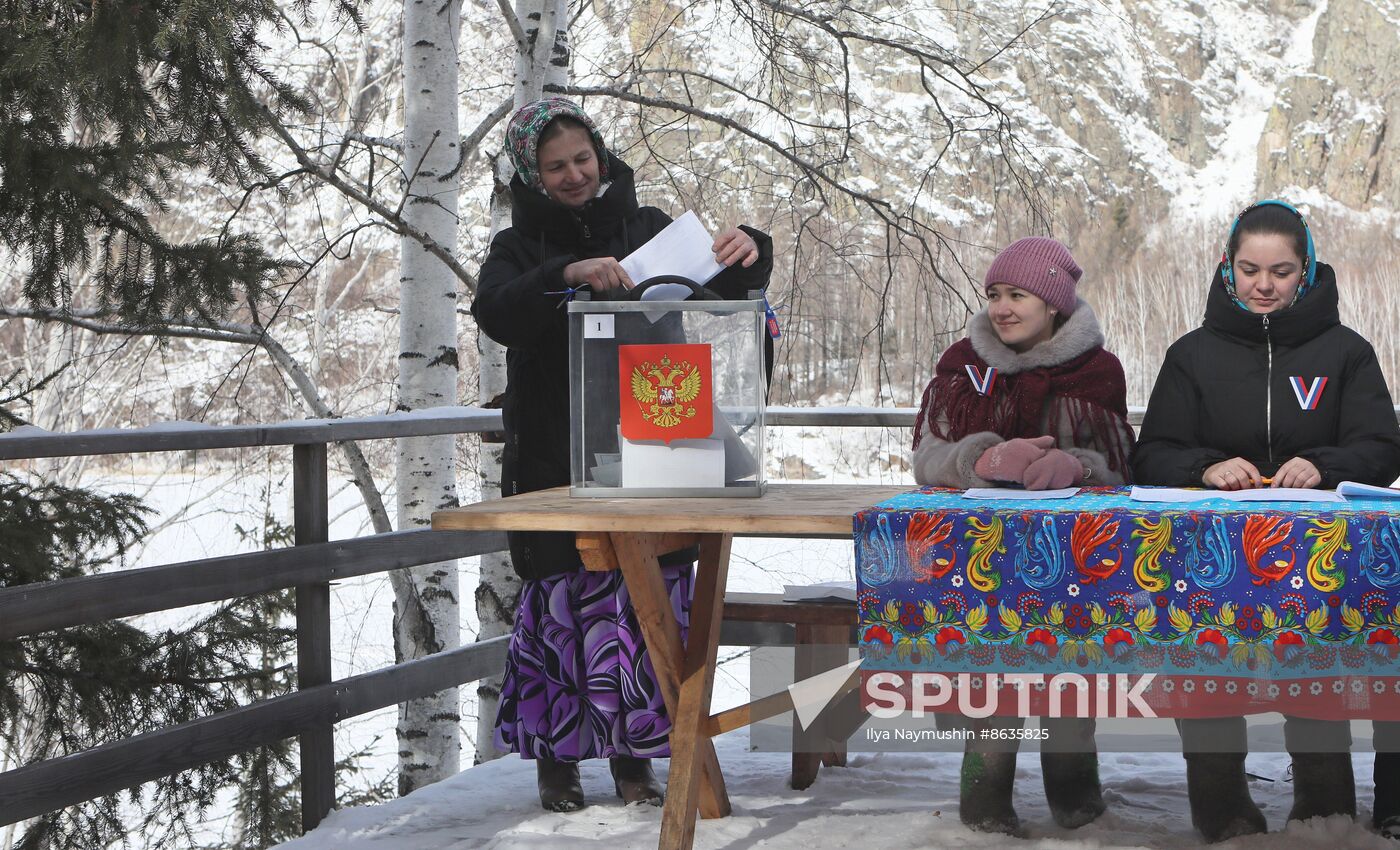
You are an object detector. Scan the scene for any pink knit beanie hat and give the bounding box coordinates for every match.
[983,236,1082,315]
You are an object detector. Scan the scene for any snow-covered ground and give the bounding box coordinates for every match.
[275,732,1396,849]
[267,417,1400,849]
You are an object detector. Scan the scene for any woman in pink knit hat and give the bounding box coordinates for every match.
[910,236,1135,834]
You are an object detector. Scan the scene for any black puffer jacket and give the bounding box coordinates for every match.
[1132,262,1400,487]
[472,155,774,580]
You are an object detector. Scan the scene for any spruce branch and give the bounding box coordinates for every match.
[0,0,317,325]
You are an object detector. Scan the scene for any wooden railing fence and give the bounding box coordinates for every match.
[0,402,1166,833]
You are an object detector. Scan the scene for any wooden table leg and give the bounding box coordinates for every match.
[609,532,731,850]
[790,620,866,789]
[791,622,824,791]
[789,622,850,788]
[659,532,732,849]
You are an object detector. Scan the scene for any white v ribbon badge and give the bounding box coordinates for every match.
[1289,376,1328,410]
[965,364,998,397]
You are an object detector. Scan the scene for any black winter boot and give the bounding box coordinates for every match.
[1287,751,1356,823]
[1373,752,1400,838]
[959,751,1022,835]
[536,758,585,812]
[611,756,664,806]
[1042,751,1106,828]
[1185,752,1267,842]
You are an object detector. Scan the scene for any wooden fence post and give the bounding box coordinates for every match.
[294,442,333,831]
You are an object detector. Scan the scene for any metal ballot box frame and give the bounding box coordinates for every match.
[567,279,767,497]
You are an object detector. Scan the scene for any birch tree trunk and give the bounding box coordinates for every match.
[472,0,570,764]
[394,0,463,793]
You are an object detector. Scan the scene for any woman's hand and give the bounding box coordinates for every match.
[974,435,1055,482]
[1203,458,1263,490]
[1022,449,1084,490]
[563,257,633,292]
[1272,457,1322,489]
[713,227,759,268]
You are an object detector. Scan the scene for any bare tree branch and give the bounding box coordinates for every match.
[495,0,530,52]
[630,67,846,133]
[444,96,514,183]
[551,82,973,300]
[347,131,403,152]
[260,106,480,294]
[1,306,394,536]
[556,84,895,215]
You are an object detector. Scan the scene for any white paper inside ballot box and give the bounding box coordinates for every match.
[620,437,725,489]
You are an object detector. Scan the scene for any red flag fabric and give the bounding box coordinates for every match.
[618,343,713,443]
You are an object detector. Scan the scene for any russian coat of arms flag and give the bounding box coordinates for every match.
[618,343,713,443]
[567,291,767,497]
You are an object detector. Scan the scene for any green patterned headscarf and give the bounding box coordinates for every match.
[505,98,610,192]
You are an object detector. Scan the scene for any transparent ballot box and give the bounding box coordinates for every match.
[567,282,767,497]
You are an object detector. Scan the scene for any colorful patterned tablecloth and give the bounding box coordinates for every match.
[853,487,1400,718]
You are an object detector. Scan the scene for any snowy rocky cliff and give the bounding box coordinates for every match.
[940,0,1397,236]
[1258,0,1398,208]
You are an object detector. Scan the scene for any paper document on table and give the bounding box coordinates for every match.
[962,487,1080,500]
[619,211,725,300]
[1129,487,1207,503]
[1338,480,1400,499]
[1130,486,1345,503]
[1223,488,1345,502]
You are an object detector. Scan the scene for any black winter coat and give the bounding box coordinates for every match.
[472,155,775,580]
[1132,262,1400,488]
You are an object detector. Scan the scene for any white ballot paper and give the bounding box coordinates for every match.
[962,487,1081,500]
[1225,488,1346,503]
[619,211,726,300]
[1130,486,1345,504]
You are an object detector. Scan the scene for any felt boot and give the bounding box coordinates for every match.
[1287,751,1356,823]
[1376,753,1400,838]
[959,750,1022,835]
[1042,750,1107,828]
[1185,752,1267,842]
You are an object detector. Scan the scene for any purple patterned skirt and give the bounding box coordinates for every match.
[493,563,693,761]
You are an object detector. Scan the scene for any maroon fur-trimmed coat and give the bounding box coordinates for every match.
[912,299,1135,487]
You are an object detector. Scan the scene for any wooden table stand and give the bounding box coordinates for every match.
[434,484,907,850]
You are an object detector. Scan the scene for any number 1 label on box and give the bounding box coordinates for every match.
[584,315,615,339]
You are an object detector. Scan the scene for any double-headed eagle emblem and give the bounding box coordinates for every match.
[630,354,704,428]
